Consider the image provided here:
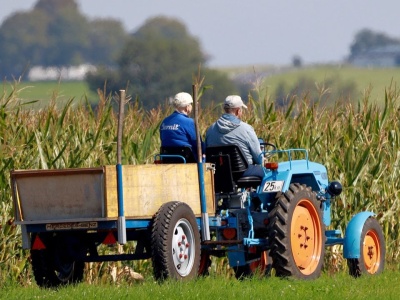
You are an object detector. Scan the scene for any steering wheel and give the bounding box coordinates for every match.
[260,142,277,159]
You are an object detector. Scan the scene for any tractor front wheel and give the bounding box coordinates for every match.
[151,201,200,281]
[268,183,325,279]
[347,217,385,277]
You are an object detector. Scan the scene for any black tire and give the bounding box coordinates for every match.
[151,201,201,281]
[347,217,385,277]
[268,183,325,279]
[30,235,84,288]
[233,247,271,279]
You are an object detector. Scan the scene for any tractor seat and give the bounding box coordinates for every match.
[206,144,263,193]
[237,176,262,189]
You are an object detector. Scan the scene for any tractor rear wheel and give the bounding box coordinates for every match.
[268,183,325,279]
[347,217,385,277]
[151,201,200,281]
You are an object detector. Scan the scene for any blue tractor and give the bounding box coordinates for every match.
[196,142,385,279]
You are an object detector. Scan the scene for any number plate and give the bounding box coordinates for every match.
[46,222,98,231]
[263,181,284,193]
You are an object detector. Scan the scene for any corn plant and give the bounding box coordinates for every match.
[1,79,400,284]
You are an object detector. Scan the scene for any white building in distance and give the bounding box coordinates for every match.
[28,64,97,81]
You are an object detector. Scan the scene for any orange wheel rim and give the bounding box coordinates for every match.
[291,199,323,275]
[363,229,381,274]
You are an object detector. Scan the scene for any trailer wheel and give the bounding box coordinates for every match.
[151,201,200,280]
[233,247,271,279]
[30,235,84,288]
[347,217,385,277]
[268,183,325,279]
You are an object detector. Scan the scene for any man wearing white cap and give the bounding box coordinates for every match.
[205,95,263,177]
[160,92,203,161]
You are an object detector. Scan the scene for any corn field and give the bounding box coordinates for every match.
[1,81,400,285]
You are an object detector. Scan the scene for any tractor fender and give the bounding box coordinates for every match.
[343,211,375,258]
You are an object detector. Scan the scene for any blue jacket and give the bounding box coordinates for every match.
[160,111,204,160]
[205,113,262,165]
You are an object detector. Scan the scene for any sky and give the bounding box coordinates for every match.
[1,0,400,67]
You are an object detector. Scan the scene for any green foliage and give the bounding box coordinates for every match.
[201,68,239,104]
[2,78,400,285]
[0,0,128,78]
[121,16,205,106]
[0,9,49,78]
[41,0,89,66]
[86,17,237,110]
[88,19,128,65]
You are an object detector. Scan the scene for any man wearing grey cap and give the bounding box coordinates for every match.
[205,95,263,177]
[160,92,203,161]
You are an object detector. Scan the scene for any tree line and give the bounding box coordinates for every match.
[0,0,239,109]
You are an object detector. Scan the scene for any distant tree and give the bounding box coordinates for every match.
[119,17,205,108]
[87,16,236,109]
[0,10,49,79]
[0,0,88,78]
[201,68,239,104]
[349,28,400,59]
[87,19,128,66]
[0,0,129,79]
[292,55,303,68]
[42,1,90,66]
[34,0,78,13]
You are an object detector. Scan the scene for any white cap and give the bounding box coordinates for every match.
[173,92,193,108]
[224,95,248,109]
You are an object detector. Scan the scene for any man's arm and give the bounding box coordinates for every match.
[247,126,263,165]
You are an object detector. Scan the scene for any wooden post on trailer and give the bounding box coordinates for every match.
[193,84,210,241]
[117,90,127,244]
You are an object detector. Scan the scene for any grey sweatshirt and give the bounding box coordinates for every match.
[205,113,262,165]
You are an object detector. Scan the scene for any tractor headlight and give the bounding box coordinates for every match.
[328,181,342,197]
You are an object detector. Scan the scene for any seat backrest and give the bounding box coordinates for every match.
[160,146,196,163]
[206,144,249,181]
[208,153,236,193]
